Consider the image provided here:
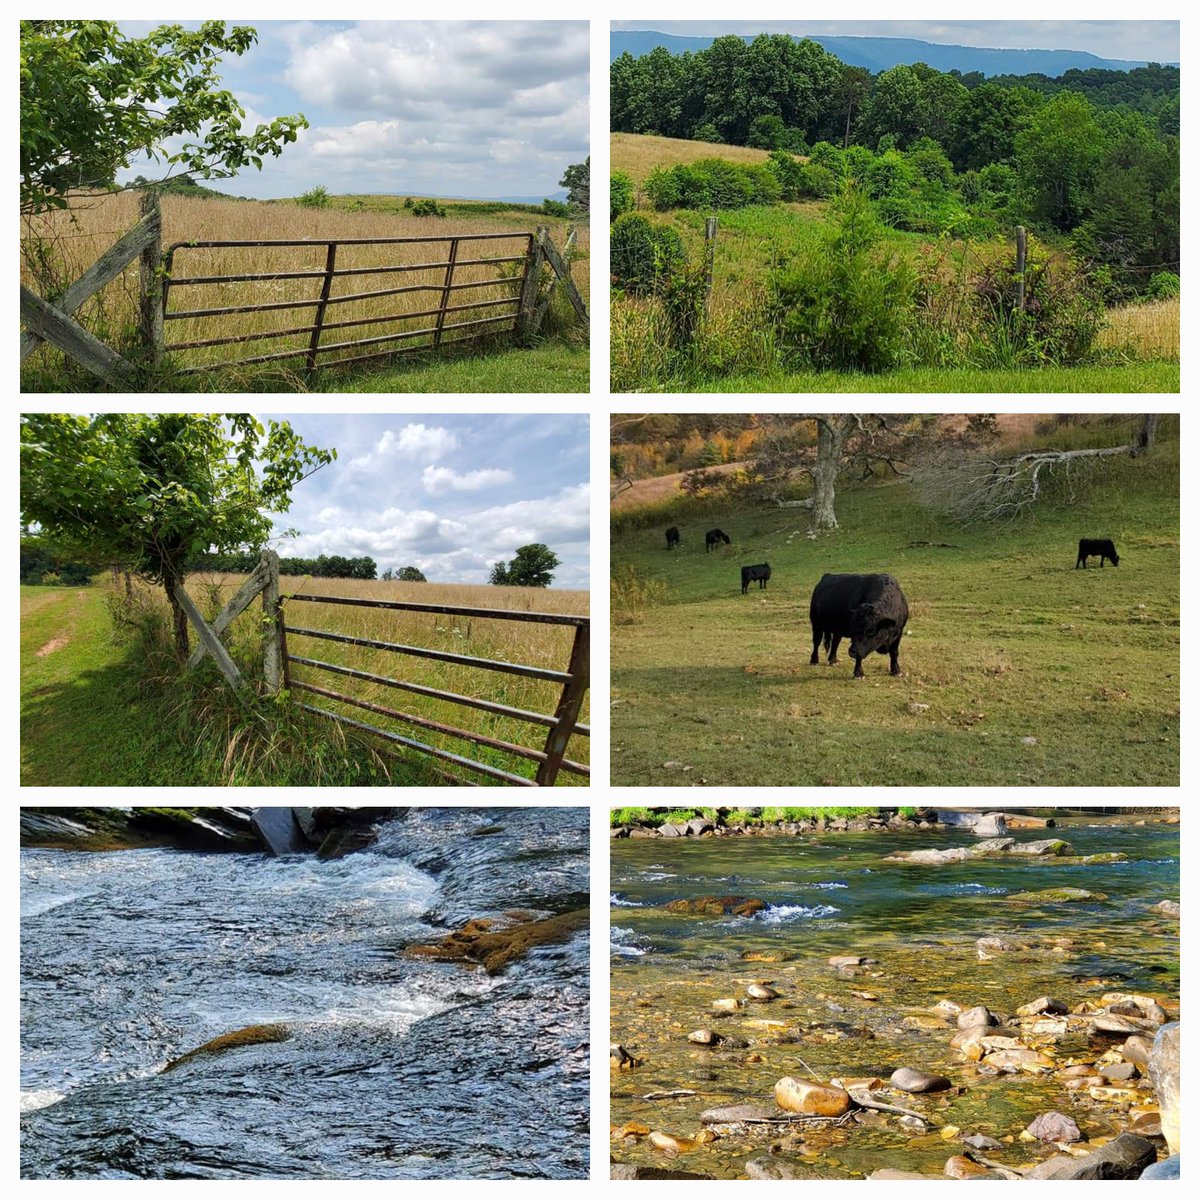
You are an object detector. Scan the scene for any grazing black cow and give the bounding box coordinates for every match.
[741,563,771,594]
[1076,537,1119,569]
[706,528,731,553]
[809,572,909,679]
[665,526,680,551]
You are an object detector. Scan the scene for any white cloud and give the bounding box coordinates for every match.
[421,465,515,495]
[348,423,459,469]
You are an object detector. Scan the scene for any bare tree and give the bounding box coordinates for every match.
[915,414,1161,524]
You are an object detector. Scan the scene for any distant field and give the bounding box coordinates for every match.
[611,430,1179,787]
[21,575,589,787]
[612,131,789,184]
[21,191,588,390]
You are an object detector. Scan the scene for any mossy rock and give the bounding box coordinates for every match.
[665,895,767,917]
[164,1023,293,1072]
[406,909,588,974]
[1007,887,1108,904]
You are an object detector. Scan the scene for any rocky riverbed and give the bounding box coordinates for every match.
[21,807,589,1179]
[610,813,1178,1180]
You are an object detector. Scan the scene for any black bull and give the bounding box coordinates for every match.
[809,572,909,678]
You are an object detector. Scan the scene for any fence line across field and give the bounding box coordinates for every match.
[20,192,588,384]
[176,552,589,787]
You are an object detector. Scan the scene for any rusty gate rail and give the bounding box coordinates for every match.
[162,231,533,375]
[280,592,589,787]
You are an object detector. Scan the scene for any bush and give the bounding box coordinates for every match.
[298,185,330,208]
[644,158,781,211]
[770,187,916,372]
[610,170,635,222]
[1147,271,1180,300]
[611,564,668,625]
[747,114,787,150]
[541,198,571,217]
[692,123,722,143]
[611,213,686,295]
[410,197,445,217]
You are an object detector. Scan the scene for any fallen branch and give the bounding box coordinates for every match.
[848,1088,930,1123]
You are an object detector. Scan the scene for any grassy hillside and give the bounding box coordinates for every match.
[611,425,1179,787]
[21,191,588,392]
[22,575,589,787]
[612,131,786,184]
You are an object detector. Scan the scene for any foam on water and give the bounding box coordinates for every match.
[20,1089,66,1114]
[611,926,649,957]
[610,893,643,908]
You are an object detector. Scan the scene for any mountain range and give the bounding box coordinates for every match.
[609,30,1174,76]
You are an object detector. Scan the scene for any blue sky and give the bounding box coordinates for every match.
[264,414,589,589]
[117,21,589,200]
[610,21,1180,62]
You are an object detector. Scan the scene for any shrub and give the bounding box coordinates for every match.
[644,158,780,211]
[770,186,915,372]
[692,123,722,143]
[611,564,668,625]
[611,213,686,295]
[808,141,843,173]
[298,185,330,208]
[410,197,445,217]
[610,170,635,222]
[541,198,571,217]
[1147,271,1180,300]
[747,114,787,150]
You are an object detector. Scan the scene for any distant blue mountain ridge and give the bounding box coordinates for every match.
[609,30,1175,76]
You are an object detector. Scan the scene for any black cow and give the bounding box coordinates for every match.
[809,572,909,679]
[1076,538,1119,569]
[666,526,680,551]
[706,528,731,553]
[741,563,771,594]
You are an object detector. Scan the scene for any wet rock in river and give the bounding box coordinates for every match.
[1026,1111,1082,1143]
[610,1164,714,1180]
[317,823,381,859]
[1099,1062,1138,1082]
[1121,1035,1154,1069]
[712,998,742,1013]
[1091,1012,1156,1036]
[886,847,973,865]
[975,935,1022,958]
[744,1156,806,1180]
[747,983,780,1001]
[648,1130,705,1153]
[970,837,1016,854]
[774,1076,851,1117]
[981,1047,1055,1074]
[687,817,714,836]
[665,896,766,917]
[1140,1154,1180,1180]
[164,1023,292,1071]
[687,1028,722,1046]
[1008,887,1107,904]
[867,1169,940,1180]
[1008,838,1072,856]
[1027,1133,1156,1179]
[957,1005,997,1030]
[1102,992,1168,1024]
[970,812,1009,837]
[890,1067,952,1094]
[699,1103,776,1125]
[944,1155,991,1178]
[962,1133,1004,1151]
[406,908,587,974]
[1148,1022,1179,1154]
[1151,899,1180,919]
[1017,996,1068,1017]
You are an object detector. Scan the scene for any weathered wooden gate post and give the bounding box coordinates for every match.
[535,620,589,786]
[516,225,548,344]
[261,549,283,692]
[138,191,164,364]
[1015,225,1027,315]
[704,216,718,301]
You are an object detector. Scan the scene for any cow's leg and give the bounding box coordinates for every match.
[828,635,841,665]
[852,653,865,679]
[810,626,822,665]
[889,639,902,676]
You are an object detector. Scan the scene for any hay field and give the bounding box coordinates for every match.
[194,572,590,786]
[1099,298,1180,360]
[611,132,788,185]
[21,191,589,375]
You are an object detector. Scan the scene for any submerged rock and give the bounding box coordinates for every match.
[944,1155,991,1179]
[747,983,780,1001]
[1007,838,1072,856]
[1026,1111,1082,1143]
[665,896,766,917]
[774,1076,851,1117]
[890,1067,951,1094]
[406,908,587,974]
[1007,887,1106,904]
[164,1023,292,1071]
[611,1164,714,1180]
[745,1157,805,1180]
[1151,899,1180,919]
[699,1104,775,1125]
[962,1133,1003,1151]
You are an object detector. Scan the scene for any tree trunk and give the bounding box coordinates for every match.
[1133,414,1159,456]
[809,417,847,533]
[165,577,189,658]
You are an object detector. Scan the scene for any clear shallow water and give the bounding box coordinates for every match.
[611,818,1179,1179]
[21,808,589,1179]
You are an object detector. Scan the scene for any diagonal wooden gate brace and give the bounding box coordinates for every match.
[178,550,282,690]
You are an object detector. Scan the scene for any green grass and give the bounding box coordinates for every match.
[689,362,1179,393]
[20,585,435,786]
[611,432,1179,787]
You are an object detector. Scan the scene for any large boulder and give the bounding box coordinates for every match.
[251,807,309,856]
[971,813,1008,837]
[1140,1155,1180,1180]
[1148,1022,1180,1154]
[774,1077,851,1116]
[665,896,766,917]
[1008,838,1073,856]
[1027,1134,1156,1179]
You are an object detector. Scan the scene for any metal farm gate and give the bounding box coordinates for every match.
[161,231,535,374]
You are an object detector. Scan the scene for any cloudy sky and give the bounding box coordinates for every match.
[611,21,1180,62]
[263,414,589,589]
[117,20,589,200]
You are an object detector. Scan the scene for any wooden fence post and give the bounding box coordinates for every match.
[1015,225,1027,315]
[433,236,460,348]
[704,217,718,301]
[306,241,338,372]
[534,621,589,786]
[262,550,282,692]
[138,191,163,364]
[516,225,548,343]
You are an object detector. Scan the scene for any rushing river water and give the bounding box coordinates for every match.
[21,808,589,1180]
[611,817,1178,1179]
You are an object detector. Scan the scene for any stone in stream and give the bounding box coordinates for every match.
[970,837,1016,854]
[867,1169,942,1180]
[665,896,766,917]
[747,983,780,1001]
[1007,887,1106,904]
[1017,996,1068,1017]
[699,1103,776,1125]
[648,1131,704,1153]
[317,822,382,860]
[712,998,742,1013]
[944,1155,991,1179]
[774,1076,851,1117]
[1007,838,1073,856]
[886,848,973,866]
[981,1047,1055,1074]
[686,817,714,836]
[611,1164,714,1180]
[962,1133,1004,1152]
[1140,1155,1180,1180]
[251,807,309,856]
[1099,1062,1138,1082]
[975,935,1022,958]
[164,1023,293,1071]
[970,812,1009,837]
[1148,1022,1179,1155]
[828,954,870,969]
[957,1005,997,1030]
[687,1028,722,1046]
[1091,1012,1156,1036]
[1102,992,1169,1024]
[744,1157,806,1180]
[1151,899,1180,919]
[1121,1034,1154,1069]
[1026,1133,1156,1179]
[659,823,689,838]
[890,1067,951,1094]
[1025,1111,1082,1143]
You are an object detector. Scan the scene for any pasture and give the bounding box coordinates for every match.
[21,191,589,392]
[21,573,589,787]
[610,434,1179,787]
[610,132,1180,394]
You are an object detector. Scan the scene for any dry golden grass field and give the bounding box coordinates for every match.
[1098,297,1181,360]
[21,191,588,376]
[197,572,591,785]
[611,131,789,184]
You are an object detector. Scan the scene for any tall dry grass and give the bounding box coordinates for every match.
[1099,298,1180,361]
[21,191,589,374]
[612,132,781,185]
[185,571,590,785]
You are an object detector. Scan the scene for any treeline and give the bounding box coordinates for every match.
[20,536,94,585]
[191,552,379,579]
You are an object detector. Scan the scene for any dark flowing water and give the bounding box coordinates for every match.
[611,817,1178,1179]
[21,808,589,1179]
